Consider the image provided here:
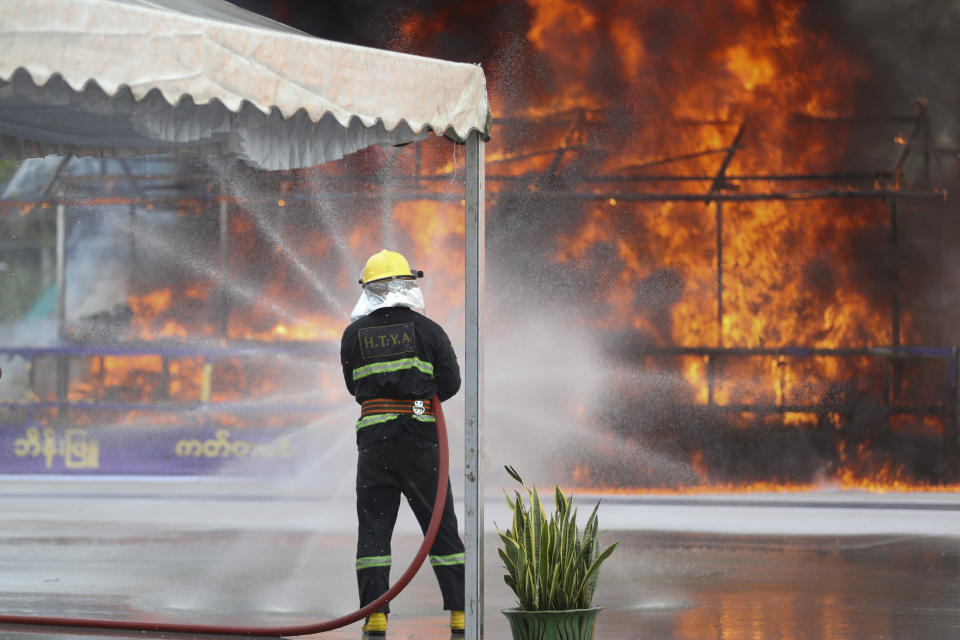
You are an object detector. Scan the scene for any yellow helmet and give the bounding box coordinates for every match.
[359,249,423,285]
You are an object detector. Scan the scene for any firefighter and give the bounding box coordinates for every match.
[340,249,465,636]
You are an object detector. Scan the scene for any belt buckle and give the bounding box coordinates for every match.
[412,400,425,416]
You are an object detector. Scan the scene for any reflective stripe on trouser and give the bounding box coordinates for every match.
[430,552,465,567]
[356,434,465,613]
[356,555,391,570]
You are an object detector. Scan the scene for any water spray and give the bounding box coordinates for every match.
[0,396,451,637]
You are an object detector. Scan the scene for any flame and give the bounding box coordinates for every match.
[49,0,954,493]
[127,285,211,340]
[494,0,949,492]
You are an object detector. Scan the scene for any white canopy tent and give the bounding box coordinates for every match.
[0,0,490,169]
[0,0,488,636]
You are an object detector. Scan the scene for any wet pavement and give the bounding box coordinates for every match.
[1,480,959,639]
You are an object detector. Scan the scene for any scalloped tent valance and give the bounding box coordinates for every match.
[0,0,491,170]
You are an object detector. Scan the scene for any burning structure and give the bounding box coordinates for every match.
[1,0,959,491]
[381,0,960,492]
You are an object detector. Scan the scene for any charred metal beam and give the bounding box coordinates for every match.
[705,123,746,205]
[893,102,927,188]
[494,112,921,126]
[0,189,948,209]
[891,198,901,347]
[611,147,732,172]
[789,113,920,124]
[615,345,957,358]
[952,348,960,476]
[716,200,724,347]
[920,100,933,187]
[559,190,946,202]
[44,168,908,191]
[589,172,892,183]
[54,170,898,185]
[0,399,338,414]
[708,403,946,415]
[537,109,587,186]
[491,107,605,124]
[486,144,586,166]
[0,342,338,359]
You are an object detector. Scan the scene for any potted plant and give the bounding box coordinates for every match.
[497,466,618,640]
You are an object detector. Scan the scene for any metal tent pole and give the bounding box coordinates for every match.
[217,189,230,337]
[55,196,66,339]
[464,130,486,640]
[55,194,68,411]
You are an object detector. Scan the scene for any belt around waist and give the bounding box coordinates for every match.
[361,398,434,418]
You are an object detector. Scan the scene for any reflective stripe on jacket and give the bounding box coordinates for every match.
[340,306,460,446]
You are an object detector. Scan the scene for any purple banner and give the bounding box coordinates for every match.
[0,424,314,475]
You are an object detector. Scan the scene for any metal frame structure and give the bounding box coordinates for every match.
[526,106,958,470]
[0,102,954,636]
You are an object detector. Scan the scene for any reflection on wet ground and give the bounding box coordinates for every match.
[0,493,958,639]
[603,532,960,640]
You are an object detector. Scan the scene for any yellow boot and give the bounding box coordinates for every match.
[362,612,388,636]
[450,610,465,634]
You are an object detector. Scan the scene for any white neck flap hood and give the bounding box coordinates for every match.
[350,278,425,321]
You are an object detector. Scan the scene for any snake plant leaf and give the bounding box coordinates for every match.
[583,537,601,605]
[575,541,619,604]
[498,548,515,578]
[555,485,568,517]
[505,465,524,486]
[584,502,600,540]
[499,534,521,568]
[527,568,539,610]
[529,486,544,573]
[513,492,527,541]
[538,519,550,597]
[576,532,595,571]
[545,561,561,608]
[515,547,528,599]
[555,510,567,568]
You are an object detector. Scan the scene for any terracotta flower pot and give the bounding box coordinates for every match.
[501,607,602,640]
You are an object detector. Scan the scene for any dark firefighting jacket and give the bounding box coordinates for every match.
[340,306,461,449]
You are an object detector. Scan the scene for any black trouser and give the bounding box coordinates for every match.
[356,433,465,613]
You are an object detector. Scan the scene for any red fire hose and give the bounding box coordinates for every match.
[0,396,451,637]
